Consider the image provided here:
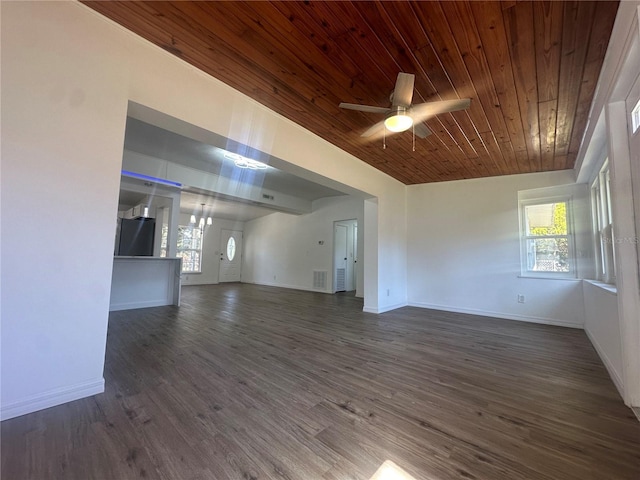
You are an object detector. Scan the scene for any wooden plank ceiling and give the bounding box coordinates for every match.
[83,1,619,185]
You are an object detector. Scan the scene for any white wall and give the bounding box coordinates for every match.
[1,1,407,419]
[364,199,380,311]
[178,213,245,286]
[407,170,590,328]
[1,2,129,419]
[575,1,640,407]
[242,196,364,296]
[583,282,623,395]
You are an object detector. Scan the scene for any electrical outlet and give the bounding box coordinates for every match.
[517,294,525,303]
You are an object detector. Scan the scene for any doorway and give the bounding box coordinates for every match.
[334,219,357,293]
[219,229,243,282]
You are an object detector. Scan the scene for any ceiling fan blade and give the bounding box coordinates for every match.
[414,123,432,139]
[361,120,387,138]
[410,98,471,123]
[339,103,390,114]
[392,73,415,107]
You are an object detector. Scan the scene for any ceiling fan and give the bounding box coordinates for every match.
[339,72,471,139]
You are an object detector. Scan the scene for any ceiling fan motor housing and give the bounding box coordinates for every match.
[385,106,413,132]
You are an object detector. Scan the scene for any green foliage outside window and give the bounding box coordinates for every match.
[177,225,202,273]
[525,202,570,273]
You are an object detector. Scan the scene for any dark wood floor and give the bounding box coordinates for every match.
[2,284,639,479]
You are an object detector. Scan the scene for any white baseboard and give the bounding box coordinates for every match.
[363,302,408,314]
[182,280,219,286]
[407,301,584,329]
[584,328,625,399]
[1,378,104,421]
[245,280,331,294]
[109,299,174,311]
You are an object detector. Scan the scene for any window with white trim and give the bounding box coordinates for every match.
[591,160,616,284]
[177,225,203,273]
[160,224,168,258]
[632,98,640,134]
[520,198,575,277]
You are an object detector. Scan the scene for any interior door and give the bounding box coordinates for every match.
[334,224,348,292]
[219,229,243,283]
[352,223,358,292]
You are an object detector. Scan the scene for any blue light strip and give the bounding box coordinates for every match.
[121,170,182,188]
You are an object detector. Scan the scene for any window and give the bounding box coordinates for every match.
[520,198,575,277]
[591,161,616,284]
[632,98,640,134]
[177,225,203,273]
[160,224,168,258]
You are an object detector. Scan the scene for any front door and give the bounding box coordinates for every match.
[219,229,243,282]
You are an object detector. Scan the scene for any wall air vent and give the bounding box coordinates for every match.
[313,270,327,290]
[335,268,346,292]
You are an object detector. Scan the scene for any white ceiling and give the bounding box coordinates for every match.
[117,186,277,222]
[179,190,283,222]
[123,117,347,211]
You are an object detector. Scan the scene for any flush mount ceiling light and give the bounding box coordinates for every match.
[223,151,268,170]
[235,158,268,169]
[384,106,413,133]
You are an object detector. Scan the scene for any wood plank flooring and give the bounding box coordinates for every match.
[2,284,639,479]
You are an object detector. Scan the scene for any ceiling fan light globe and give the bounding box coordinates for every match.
[384,114,413,133]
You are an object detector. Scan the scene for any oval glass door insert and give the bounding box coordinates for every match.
[226,236,236,261]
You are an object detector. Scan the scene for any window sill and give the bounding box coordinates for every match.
[583,279,617,294]
[517,275,580,281]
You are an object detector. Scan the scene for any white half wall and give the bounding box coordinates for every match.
[407,171,589,328]
[1,1,407,418]
[583,282,624,396]
[242,196,365,296]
